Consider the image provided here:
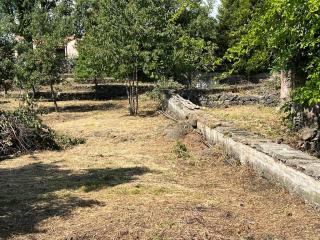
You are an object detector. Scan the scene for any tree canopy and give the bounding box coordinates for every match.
[75,0,217,114]
[217,0,320,106]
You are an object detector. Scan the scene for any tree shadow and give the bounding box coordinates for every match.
[38,102,122,114]
[0,163,150,239]
[138,110,159,118]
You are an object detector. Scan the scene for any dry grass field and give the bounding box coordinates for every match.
[205,105,299,144]
[1,97,320,240]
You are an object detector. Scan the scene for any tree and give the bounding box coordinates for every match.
[2,0,75,111]
[0,17,14,95]
[76,0,217,115]
[225,0,320,105]
[30,0,74,111]
[75,34,105,87]
[216,0,267,75]
[170,0,217,86]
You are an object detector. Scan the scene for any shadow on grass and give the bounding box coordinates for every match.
[138,110,159,118]
[38,102,122,114]
[0,163,150,239]
[0,100,10,104]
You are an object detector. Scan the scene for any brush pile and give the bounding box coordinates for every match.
[0,110,59,158]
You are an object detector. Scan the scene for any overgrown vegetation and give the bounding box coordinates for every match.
[217,0,320,106]
[0,110,84,158]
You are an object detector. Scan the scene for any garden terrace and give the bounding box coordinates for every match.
[1,97,320,239]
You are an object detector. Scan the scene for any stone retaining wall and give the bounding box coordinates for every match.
[197,93,279,107]
[292,104,320,155]
[165,93,320,206]
[8,85,153,101]
[179,91,279,107]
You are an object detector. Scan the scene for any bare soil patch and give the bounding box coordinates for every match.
[0,98,320,239]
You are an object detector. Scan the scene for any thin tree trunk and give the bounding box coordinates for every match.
[94,77,98,88]
[50,81,58,112]
[126,77,131,109]
[30,84,36,111]
[131,69,136,116]
[127,76,134,116]
[135,67,139,116]
[280,69,295,102]
[32,85,36,97]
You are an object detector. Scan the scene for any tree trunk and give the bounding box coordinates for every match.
[135,67,139,116]
[50,81,58,112]
[3,80,11,96]
[94,78,98,88]
[280,69,295,102]
[32,85,36,97]
[125,66,139,116]
[127,77,134,116]
[187,72,192,89]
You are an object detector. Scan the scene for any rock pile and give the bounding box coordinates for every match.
[293,104,320,156]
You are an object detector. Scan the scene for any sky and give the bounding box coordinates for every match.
[213,0,221,17]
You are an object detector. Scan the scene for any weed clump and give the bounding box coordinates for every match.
[173,140,190,159]
[0,110,84,158]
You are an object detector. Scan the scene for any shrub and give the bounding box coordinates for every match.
[173,140,190,160]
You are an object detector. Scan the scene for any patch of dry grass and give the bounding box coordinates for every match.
[205,105,298,143]
[0,97,320,240]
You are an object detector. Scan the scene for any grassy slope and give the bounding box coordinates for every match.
[0,98,319,240]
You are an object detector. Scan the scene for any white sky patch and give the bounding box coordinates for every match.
[203,0,221,18]
[212,0,221,17]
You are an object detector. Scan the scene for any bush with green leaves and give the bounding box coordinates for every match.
[173,140,190,160]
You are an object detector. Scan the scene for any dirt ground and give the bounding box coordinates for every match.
[1,98,320,240]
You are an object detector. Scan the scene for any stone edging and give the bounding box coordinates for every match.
[165,93,320,206]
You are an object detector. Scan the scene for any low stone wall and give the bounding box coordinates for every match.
[198,93,279,107]
[9,85,153,101]
[165,93,320,206]
[292,104,320,155]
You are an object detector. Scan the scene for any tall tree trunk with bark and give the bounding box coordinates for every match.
[50,81,58,112]
[280,69,295,102]
[126,67,139,116]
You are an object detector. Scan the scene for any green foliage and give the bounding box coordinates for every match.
[0,110,58,157]
[76,0,217,84]
[216,0,262,56]
[6,0,76,110]
[0,109,85,158]
[55,134,86,149]
[216,0,267,74]
[75,34,105,83]
[0,17,14,92]
[74,0,217,114]
[294,78,320,106]
[219,0,320,106]
[173,140,190,159]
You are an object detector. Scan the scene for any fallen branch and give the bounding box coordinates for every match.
[158,110,179,122]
